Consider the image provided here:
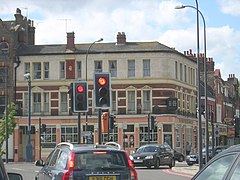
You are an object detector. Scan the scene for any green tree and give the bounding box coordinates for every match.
[0,102,16,156]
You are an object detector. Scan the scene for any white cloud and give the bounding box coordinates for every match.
[218,0,240,16]
[1,0,239,80]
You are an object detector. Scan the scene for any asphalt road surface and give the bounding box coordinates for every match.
[5,162,192,180]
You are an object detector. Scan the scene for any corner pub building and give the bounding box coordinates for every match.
[14,30,199,161]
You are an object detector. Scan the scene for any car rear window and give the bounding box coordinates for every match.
[74,150,128,170]
[136,146,158,153]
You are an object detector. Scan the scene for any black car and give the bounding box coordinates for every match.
[129,144,175,169]
[174,150,185,162]
[35,142,138,180]
[192,144,240,180]
[0,157,23,180]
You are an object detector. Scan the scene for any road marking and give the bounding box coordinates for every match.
[163,169,193,179]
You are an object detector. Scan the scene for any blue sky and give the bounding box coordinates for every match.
[0,0,239,80]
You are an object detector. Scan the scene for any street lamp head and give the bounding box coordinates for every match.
[97,38,103,42]
[24,73,30,80]
[175,5,185,9]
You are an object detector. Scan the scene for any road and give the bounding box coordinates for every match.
[5,161,195,180]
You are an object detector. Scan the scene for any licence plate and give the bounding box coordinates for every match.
[134,159,143,163]
[189,158,196,161]
[89,176,116,180]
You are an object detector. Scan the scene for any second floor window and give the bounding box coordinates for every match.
[143,59,150,77]
[33,63,41,79]
[0,96,5,117]
[76,61,82,79]
[33,93,41,113]
[44,62,49,79]
[0,67,7,88]
[128,60,135,77]
[60,62,65,79]
[95,61,102,73]
[109,60,117,77]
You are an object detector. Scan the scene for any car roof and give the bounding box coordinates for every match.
[56,142,126,153]
[219,144,240,154]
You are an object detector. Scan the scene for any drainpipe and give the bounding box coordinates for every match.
[14,56,21,101]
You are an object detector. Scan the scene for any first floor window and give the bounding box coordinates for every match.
[143,90,151,112]
[33,93,41,113]
[44,93,49,113]
[60,92,68,112]
[127,91,136,113]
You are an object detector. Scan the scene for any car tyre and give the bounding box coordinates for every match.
[154,158,160,169]
[178,155,184,162]
[187,162,193,166]
[169,158,175,168]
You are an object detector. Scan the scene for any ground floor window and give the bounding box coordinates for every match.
[102,126,118,144]
[61,126,78,143]
[41,126,56,148]
[139,125,157,146]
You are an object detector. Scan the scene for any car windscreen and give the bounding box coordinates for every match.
[74,150,128,170]
[136,146,158,153]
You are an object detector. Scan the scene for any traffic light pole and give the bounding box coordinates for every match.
[39,117,41,160]
[78,112,81,144]
[98,109,102,144]
[148,113,150,144]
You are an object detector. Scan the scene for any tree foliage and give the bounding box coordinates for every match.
[0,102,16,156]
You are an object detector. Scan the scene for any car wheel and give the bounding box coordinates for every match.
[169,158,175,168]
[178,155,184,162]
[154,158,160,169]
[187,162,193,166]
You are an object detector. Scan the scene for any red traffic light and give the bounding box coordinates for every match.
[98,77,107,86]
[76,85,84,93]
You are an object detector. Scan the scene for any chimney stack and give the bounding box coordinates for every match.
[66,32,75,50]
[116,32,126,45]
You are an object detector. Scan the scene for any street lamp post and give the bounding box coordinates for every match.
[175,0,207,170]
[85,38,103,143]
[24,73,32,162]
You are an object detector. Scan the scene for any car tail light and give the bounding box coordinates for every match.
[124,152,138,180]
[62,152,75,180]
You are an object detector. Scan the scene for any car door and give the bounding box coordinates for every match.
[158,145,167,164]
[44,149,60,180]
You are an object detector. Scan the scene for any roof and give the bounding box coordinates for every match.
[16,41,195,62]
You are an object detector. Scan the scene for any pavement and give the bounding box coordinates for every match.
[172,162,199,176]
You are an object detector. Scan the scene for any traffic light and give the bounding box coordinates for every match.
[109,114,116,129]
[94,73,111,109]
[150,115,156,130]
[101,112,109,133]
[73,81,88,112]
[41,124,47,133]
